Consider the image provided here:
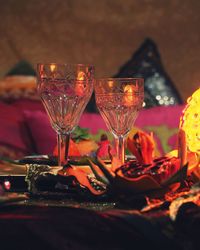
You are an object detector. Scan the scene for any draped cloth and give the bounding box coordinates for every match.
[0,203,199,250]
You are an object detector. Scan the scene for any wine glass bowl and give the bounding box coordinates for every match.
[37,63,94,166]
[95,78,144,165]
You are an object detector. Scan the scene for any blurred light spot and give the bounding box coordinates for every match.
[4,180,11,190]
[156,95,161,100]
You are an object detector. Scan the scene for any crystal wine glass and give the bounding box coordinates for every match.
[95,78,144,166]
[37,63,94,166]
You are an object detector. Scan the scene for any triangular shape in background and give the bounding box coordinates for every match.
[6,60,36,76]
[114,38,182,108]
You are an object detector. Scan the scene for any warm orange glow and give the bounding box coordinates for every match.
[50,64,56,72]
[75,71,86,96]
[77,71,85,81]
[108,80,114,88]
[180,87,200,153]
[124,84,134,94]
[124,85,135,106]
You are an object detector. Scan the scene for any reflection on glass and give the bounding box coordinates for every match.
[95,78,144,166]
[37,63,94,166]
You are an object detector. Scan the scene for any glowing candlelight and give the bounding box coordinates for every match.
[77,71,85,81]
[108,80,114,88]
[75,71,86,96]
[180,87,200,154]
[124,84,137,106]
[50,64,56,72]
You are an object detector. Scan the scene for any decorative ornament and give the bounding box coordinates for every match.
[180,88,200,153]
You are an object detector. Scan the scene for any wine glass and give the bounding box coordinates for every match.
[95,78,144,166]
[37,63,94,166]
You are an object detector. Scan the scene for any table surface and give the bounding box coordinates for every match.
[0,200,171,250]
[0,192,199,250]
[0,160,199,250]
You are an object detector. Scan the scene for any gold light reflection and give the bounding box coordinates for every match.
[77,71,85,80]
[50,64,56,72]
[75,71,85,96]
[180,87,200,153]
[108,80,114,88]
[124,85,135,106]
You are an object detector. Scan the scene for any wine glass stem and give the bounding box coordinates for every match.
[57,133,70,167]
[116,135,125,165]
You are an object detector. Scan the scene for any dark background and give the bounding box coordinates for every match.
[0,0,200,101]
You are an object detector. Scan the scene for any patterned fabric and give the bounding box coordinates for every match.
[114,38,182,108]
[0,76,38,101]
